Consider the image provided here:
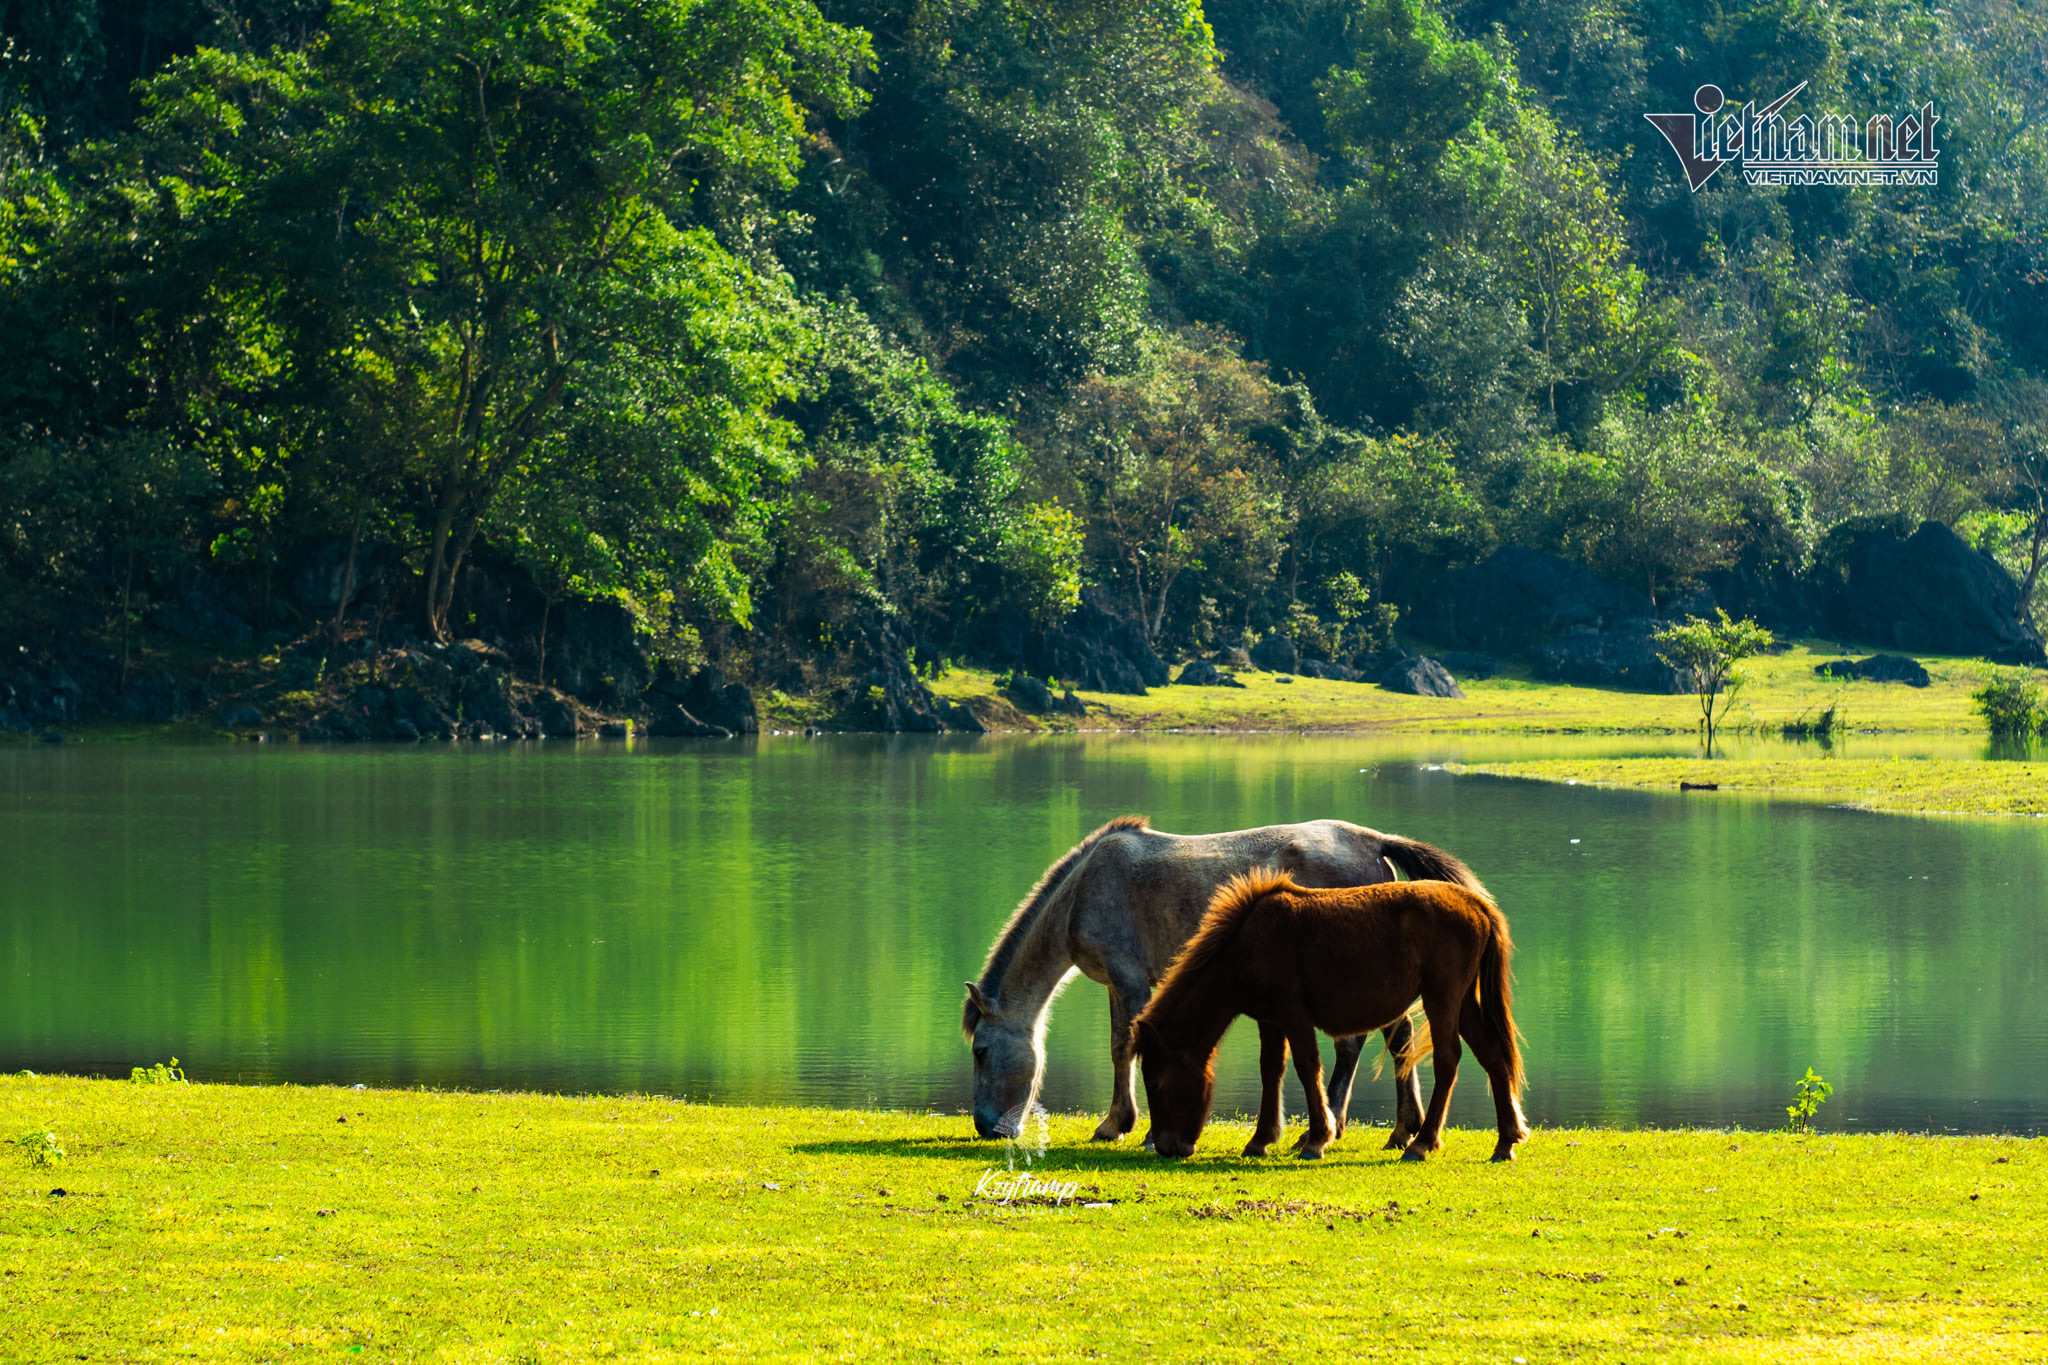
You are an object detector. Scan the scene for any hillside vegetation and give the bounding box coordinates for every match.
[4,0,2047,700]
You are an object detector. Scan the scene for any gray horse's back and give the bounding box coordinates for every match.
[1067,820,1396,986]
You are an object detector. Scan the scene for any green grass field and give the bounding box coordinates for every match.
[922,640,1998,737]
[6,1075,2042,1362]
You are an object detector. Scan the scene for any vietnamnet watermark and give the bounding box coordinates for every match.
[1647,82,1939,190]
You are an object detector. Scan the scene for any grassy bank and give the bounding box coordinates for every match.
[920,640,1996,736]
[1445,758,2048,817]
[5,1076,2042,1362]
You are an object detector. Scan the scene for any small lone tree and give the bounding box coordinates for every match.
[1652,610,1776,755]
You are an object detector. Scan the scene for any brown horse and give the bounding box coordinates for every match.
[1132,869,1528,1163]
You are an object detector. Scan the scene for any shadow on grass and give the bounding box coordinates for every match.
[787,1134,1418,1174]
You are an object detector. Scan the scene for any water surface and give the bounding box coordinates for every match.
[3,734,2042,1134]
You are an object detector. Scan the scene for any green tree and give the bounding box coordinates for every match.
[37,0,870,640]
[1058,334,1287,644]
[1652,609,1776,756]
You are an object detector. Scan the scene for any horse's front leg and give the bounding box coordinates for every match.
[1243,1021,1289,1157]
[1382,1012,1425,1150]
[1093,973,1150,1142]
[1286,1024,1338,1159]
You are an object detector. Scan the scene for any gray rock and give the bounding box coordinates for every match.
[1295,658,1362,682]
[389,717,420,741]
[1248,634,1298,672]
[537,695,579,737]
[1836,521,2045,663]
[220,704,264,728]
[1006,674,1055,712]
[1814,655,1932,687]
[1380,657,1465,698]
[1534,621,1688,693]
[1434,651,1500,681]
[1418,546,1652,654]
[1174,659,1246,688]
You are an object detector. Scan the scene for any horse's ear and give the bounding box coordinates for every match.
[964,981,1000,1023]
[1129,1018,1155,1058]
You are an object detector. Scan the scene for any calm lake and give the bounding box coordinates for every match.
[4,735,2044,1135]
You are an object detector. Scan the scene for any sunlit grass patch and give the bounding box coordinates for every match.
[5,1075,2042,1362]
[1448,756,2048,816]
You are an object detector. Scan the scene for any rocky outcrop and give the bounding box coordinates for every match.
[1248,633,1298,672]
[1295,658,1363,682]
[1834,521,2046,664]
[1174,659,1246,688]
[1416,547,1652,655]
[1031,600,1169,694]
[1814,655,1932,687]
[1380,657,1465,698]
[1005,674,1086,715]
[1434,651,1500,681]
[1535,621,1689,693]
[641,665,759,737]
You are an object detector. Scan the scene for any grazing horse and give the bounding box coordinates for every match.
[1132,869,1528,1163]
[962,816,1481,1145]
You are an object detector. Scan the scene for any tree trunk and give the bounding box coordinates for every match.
[423,499,458,640]
[120,546,136,689]
[537,595,554,686]
[332,493,366,643]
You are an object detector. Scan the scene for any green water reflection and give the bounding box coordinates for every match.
[3,735,2042,1134]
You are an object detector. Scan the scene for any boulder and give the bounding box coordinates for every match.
[1295,658,1363,682]
[1417,547,1652,654]
[220,704,264,728]
[1534,620,1689,693]
[1248,633,1298,672]
[1434,651,1500,681]
[1029,599,1169,694]
[1006,674,1055,712]
[1174,659,1246,688]
[1835,521,2046,664]
[1380,657,1465,698]
[1814,655,1932,687]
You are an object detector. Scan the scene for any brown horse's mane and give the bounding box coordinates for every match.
[1145,866,1301,1021]
[963,815,1150,1040]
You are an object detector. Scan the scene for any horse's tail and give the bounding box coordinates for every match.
[1392,1009,1432,1081]
[1379,833,1491,899]
[1476,897,1525,1100]
[964,814,1151,1040]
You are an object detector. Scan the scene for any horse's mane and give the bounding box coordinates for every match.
[962,815,1150,1040]
[1152,866,1301,1004]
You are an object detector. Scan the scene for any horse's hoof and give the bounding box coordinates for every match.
[1297,1148,1325,1161]
[1242,1143,1270,1158]
[1400,1147,1428,1162]
[1381,1131,1407,1151]
[1491,1148,1518,1163]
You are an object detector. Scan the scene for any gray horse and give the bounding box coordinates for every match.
[964,816,1481,1146]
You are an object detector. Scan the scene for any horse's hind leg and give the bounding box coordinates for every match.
[1380,1014,1425,1150]
[1402,990,1463,1162]
[1287,1023,1338,1159]
[1243,1020,1289,1157]
[1460,994,1529,1162]
[1094,973,1149,1142]
[1326,1033,1364,1140]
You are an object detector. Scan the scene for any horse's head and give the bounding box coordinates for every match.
[1131,1019,1213,1158]
[963,981,1043,1139]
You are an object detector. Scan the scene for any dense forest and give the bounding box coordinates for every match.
[3,0,2046,715]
